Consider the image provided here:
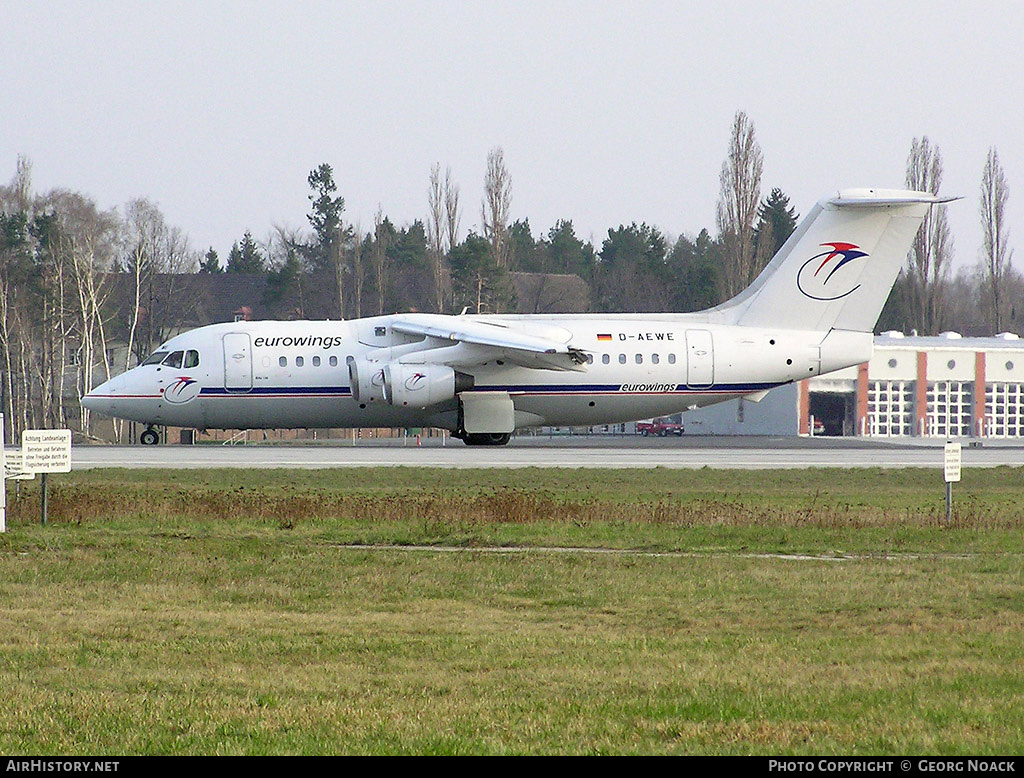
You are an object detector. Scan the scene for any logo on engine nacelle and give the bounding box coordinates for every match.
[404,372,427,391]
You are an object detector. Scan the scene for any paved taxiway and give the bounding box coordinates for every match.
[70,436,1024,470]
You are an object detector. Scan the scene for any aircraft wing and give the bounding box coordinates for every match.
[390,313,588,372]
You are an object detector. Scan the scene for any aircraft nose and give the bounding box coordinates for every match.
[81,375,125,416]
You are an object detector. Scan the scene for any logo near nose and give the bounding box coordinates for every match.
[796,242,869,301]
[164,376,200,404]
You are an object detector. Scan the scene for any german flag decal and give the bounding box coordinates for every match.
[597,333,612,341]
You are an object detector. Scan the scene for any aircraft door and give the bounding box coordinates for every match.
[685,329,714,388]
[223,333,253,392]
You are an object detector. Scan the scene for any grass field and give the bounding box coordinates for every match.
[1,466,1023,754]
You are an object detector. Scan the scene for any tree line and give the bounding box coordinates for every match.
[0,111,1017,441]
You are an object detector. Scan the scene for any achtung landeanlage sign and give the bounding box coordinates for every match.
[22,429,72,473]
[943,441,962,484]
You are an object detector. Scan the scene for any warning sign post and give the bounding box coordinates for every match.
[943,441,962,523]
[19,429,72,527]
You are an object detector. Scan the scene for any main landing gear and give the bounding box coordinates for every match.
[457,432,512,446]
[139,426,160,445]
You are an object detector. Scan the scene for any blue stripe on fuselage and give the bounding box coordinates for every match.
[198,382,781,397]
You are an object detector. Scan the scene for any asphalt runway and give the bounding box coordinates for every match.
[69,436,1024,470]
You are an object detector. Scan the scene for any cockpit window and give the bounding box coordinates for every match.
[161,350,184,368]
[184,350,200,368]
[142,351,169,366]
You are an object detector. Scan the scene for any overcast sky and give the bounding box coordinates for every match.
[3,1,1022,273]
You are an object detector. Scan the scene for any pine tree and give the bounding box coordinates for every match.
[306,163,351,317]
[753,188,798,259]
[226,232,265,273]
[199,247,222,273]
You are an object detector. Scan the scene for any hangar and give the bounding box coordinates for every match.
[678,333,1024,439]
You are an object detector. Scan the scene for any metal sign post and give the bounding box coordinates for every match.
[1,412,5,534]
[943,440,962,523]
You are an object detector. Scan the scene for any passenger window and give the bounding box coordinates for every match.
[602,354,610,365]
[585,354,593,365]
[296,356,304,367]
[668,353,676,364]
[329,356,338,367]
[184,350,200,368]
[618,354,626,364]
[652,354,660,365]
[313,355,321,367]
[635,354,643,364]
[161,351,184,368]
[279,356,287,367]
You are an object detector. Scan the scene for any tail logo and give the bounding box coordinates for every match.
[796,242,869,301]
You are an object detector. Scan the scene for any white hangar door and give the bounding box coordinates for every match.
[223,333,253,392]
[685,329,714,388]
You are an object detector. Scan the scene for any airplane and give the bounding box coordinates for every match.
[82,188,951,446]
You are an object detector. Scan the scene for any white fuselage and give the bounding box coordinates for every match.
[83,314,871,432]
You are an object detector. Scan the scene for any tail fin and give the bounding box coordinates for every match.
[719,188,953,332]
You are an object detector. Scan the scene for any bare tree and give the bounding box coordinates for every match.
[980,147,1013,332]
[12,155,32,212]
[905,136,954,334]
[34,209,69,429]
[482,147,512,270]
[372,206,389,315]
[122,199,161,371]
[0,159,34,438]
[427,164,446,312]
[444,167,461,255]
[0,163,72,433]
[264,225,308,318]
[57,197,118,436]
[716,111,763,299]
[350,222,364,319]
[35,190,118,433]
[121,199,197,366]
[0,163,121,439]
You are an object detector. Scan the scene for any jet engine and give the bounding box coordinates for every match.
[347,356,387,403]
[382,362,474,407]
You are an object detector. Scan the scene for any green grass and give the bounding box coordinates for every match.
[1,467,1023,754]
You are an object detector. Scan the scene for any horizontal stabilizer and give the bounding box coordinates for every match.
[825,189,960,207]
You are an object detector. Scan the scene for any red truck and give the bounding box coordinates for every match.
[636,418,685,437]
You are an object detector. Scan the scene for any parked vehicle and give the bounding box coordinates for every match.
[636,418,685,437]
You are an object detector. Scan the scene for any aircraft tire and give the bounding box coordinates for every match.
[140,428,159,445]
[461,432,512,446]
